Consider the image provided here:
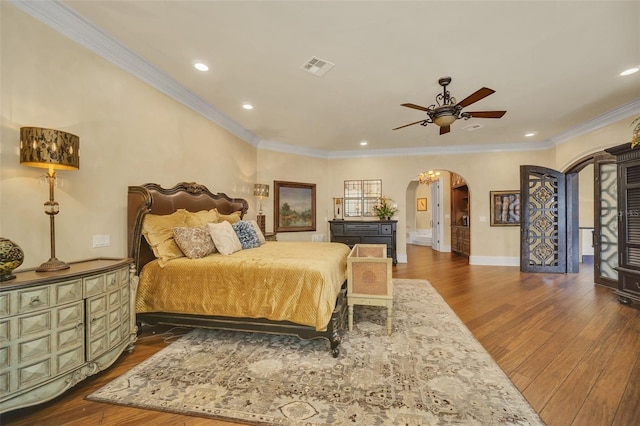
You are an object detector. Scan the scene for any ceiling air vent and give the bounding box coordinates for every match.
[463,123,484,132]
[300,56,335,77]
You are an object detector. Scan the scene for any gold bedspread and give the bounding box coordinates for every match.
[136,241,350,331]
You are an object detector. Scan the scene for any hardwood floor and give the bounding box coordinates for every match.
[3,245,639,425]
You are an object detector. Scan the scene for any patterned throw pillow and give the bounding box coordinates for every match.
[172,227,216,259]
[232,221,261,249]
[247,219,266,245]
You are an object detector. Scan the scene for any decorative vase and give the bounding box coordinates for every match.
[0,237,24,282]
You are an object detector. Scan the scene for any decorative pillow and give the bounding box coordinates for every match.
[232,221,261,249]
[207,221,242,255]
[214,209,242,224]
[186,209,219,227]
[247,220,266,245]
[172,226,216,258]
[141,209,188,266]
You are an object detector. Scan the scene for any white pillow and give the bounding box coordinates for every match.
[207,221,242,255]
[248,219,266,245]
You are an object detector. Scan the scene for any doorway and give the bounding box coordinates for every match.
[520,152,617,285]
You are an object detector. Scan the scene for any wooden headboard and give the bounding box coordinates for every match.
[127,182,249,274]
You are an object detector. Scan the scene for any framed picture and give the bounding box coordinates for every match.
[417,198,427,211]
[274,181,316,232]
[490,190,521,226]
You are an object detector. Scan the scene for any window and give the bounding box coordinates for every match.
[344,179,382,217]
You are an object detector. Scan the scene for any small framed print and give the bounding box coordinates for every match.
[490,190,520,226]
[417,198,427,211]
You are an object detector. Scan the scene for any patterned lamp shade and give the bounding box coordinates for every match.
[253,183,269,199]
[20,127,80,171]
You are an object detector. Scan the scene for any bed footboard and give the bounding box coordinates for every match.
[137,282,347,357]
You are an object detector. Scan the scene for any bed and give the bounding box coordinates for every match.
[127,182,350,356]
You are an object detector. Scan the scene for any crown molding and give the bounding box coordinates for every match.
[11,0,638,160]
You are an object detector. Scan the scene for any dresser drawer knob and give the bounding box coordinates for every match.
[30,296,41,306]
[635,281,640,290]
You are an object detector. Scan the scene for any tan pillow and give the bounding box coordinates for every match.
[186,209,219,227]
[214,209,242,224]
[248,220,266,245]
[141,209,188,266]
[172,226,216,258]
[207,221,242,255]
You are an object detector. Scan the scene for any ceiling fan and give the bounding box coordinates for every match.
[393,77,506,135]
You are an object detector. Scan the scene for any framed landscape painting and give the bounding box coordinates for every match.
[274,181,316,232]
[490,190,521,226]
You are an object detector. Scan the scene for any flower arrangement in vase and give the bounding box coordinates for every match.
[374,196,398,220]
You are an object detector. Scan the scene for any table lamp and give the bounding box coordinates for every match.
[253,183,269,234]
[20,127,80,271]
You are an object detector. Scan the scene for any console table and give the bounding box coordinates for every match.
[329,220,397,264]
[0,258,137,413]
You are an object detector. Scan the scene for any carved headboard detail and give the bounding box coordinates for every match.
[127,182,249,274]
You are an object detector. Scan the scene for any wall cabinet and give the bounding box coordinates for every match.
[0,258,137,413]
[451,173,470,256]
[606,143,640,304]
[329,220,397,264]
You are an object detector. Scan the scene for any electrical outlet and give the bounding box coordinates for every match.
[92,235,111,248]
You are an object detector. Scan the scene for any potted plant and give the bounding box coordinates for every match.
[632,115,640,149]
[374,196,398,220]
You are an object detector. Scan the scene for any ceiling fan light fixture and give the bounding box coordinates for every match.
[430,106,458,127]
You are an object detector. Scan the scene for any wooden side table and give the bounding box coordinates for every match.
[264,232,277,241]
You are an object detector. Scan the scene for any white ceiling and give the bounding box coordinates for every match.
[17,1,640,156]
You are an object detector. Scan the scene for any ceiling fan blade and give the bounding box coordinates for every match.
[392,120,425,130]
[456,87,495,108]
[439,126,450,135]
[466,111,507,118]
[401,103,430,112]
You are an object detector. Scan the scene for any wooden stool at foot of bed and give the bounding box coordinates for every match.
[346,244,393,335]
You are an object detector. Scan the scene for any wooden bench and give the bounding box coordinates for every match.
[346,244,393,335]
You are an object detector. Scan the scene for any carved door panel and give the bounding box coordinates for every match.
[594,156,618,287]
[520,165,569,273]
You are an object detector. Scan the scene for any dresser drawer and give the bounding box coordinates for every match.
[0,293,9,317]
[345,223,380,235]
[84,274,106,297]
[18,287,51,314]
[361,236,392,246]
[54,279,83,306]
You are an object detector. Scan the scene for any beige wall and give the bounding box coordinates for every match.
[1,4,633,271]
[1,5,257,270]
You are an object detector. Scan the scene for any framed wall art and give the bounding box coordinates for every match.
[417,198,427,211]
[490,190,520,226]
[274,181,316,232]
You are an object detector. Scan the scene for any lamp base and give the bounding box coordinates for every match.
[36,257,70,272]
[257,214,266,235]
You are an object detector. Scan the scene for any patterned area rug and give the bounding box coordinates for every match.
[87,279,544,425]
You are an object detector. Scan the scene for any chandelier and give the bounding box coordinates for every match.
[419,170,440,185]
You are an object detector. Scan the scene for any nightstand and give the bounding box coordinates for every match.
[264,232,277,241]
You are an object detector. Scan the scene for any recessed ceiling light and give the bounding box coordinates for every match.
[194,62,209,71]
[620,67,639,76]
[242,103,253,110]
[525,132,536,137]
[360,141,368,146]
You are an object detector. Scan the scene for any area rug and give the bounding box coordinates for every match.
[87,279,544,425]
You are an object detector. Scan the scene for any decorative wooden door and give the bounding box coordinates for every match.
[520,165,568,273]
[593,154,618,288]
